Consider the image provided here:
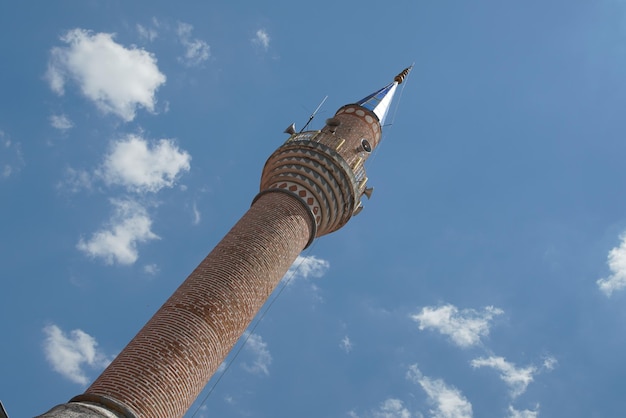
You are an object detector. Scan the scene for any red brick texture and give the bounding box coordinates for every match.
[322,105,382,167]
[81,192,313,418]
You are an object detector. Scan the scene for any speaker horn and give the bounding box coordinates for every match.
[284,123,297,135]
[353,203,364,216]
[363,187,374,199]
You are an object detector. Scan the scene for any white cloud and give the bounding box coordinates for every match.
[177,22,210,67]
[77,198,159,265]
[241,333,272,376]
[46,63,65,95]
[507,405,539,418]
[597,233,626,296]
[50,114,74,130]
[57,167,92,193]
[407,364,472,418]
[470,356,536,398]
[144,263,159,275]
[371,398,412,418]
[43,324,112,385]
[252,29,270,51]
[541,355,557,371]
[98,134,191,193]
[285,254,330,282]
[0,131,24,179]
[137,23,158,42]
[411,304,503,348]
[192,201,201,225]
[46,28,166,121]
[340,336,353,353]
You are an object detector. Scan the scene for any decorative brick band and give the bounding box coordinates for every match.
[260,139,359,237]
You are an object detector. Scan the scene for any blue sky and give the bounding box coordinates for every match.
[2,1,626,417]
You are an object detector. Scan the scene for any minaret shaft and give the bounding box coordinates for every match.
[49,192,312,418]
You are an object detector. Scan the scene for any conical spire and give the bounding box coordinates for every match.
[356,65,412,126]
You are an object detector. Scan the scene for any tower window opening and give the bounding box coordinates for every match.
[361,138,372,153]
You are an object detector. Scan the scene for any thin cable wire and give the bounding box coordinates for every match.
[190,242,319,417]
[388,63,413,129]
[366,65,414,167]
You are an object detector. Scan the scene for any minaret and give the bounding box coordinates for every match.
[38,66,412,418]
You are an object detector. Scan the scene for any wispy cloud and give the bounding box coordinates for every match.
[372,398,412,418]
[57,167,92,193]
[407,364,473,418]
[50,114,74,131]
[192,201,201,225]
[411,304,503,348]
[46,28,166,121]
[177,22,210,67]
[597,233,626,296]
[137,23,158,42]
[285,254,330,282]
[507,405,539,418]
[541,355,557,371]
[0,131,24,179]
[98,134,191,193]
[340,336,353,353]
[42,324,112,385]
[77,198,159,265]
[470,356,536,398]
[241,333,272,376]
[252,29,270,51]
[144,263,159,275]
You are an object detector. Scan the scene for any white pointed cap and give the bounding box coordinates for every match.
[356,66,412,126]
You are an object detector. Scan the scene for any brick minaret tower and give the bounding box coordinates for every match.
[39,67,412,418]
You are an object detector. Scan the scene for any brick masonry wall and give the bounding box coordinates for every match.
[82,191,313,418]
[321,105,382,167]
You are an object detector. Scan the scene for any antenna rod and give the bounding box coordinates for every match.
[299,95,328,132]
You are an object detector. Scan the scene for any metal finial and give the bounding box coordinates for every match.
[394,65,413,84]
